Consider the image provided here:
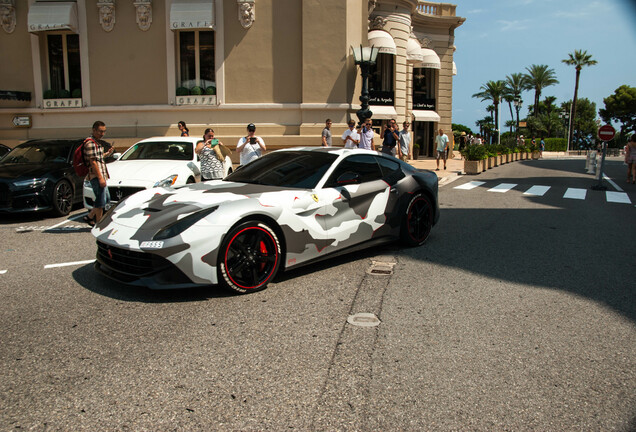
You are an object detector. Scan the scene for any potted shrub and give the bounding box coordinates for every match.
[486,145,497,168]
[412,142,420,160]
[71,88,82,99]
[190,86,203,95]
[461,144,487,175]
[176,87,189,96]
[205,86,216,95]
[530,143,540,159]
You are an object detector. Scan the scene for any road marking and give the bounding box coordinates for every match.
[603,174,623,192]
[606,191,632,204]
[564,188,587,200]
[44,259,95,269]
[523,185,551,196]
[454,181,485,190]
[44,219,72,231]
[0,270,7,275]
[488,183,517,193]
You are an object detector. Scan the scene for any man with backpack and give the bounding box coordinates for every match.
[83,121,112,226]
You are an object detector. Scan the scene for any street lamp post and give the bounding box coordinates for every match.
[352,45,379,126]
[513,97,522,142]
[560,110,570,150]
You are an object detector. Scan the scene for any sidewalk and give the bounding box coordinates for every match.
[408,153,464,186]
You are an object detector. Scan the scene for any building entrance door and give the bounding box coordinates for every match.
[414,121,435,157]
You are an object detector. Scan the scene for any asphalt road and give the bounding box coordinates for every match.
[0,158,634,431]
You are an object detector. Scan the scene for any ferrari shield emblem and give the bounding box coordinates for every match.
[311,194,319,202]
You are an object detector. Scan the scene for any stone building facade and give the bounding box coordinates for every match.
[0,0,464,157]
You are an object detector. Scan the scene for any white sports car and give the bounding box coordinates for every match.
[92,148,439,293]
[83,136,232,208]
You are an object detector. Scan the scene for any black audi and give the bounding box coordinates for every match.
[0,139,84,216]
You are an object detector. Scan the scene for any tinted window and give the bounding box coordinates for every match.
[324,154,383,187]
[120,141,193,161]
[375,155,405,185]
[226,151,338,189]
[0,141,74,164]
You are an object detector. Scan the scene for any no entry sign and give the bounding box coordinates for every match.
[597,124,616,142]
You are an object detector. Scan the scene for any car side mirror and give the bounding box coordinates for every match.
[337,172,360,185]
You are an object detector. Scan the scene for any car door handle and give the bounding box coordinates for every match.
[390,187,399,194]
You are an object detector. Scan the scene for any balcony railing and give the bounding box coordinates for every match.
[416,1,457,17]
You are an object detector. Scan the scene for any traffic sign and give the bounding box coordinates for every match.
[597,124,615,142]
[12,115,31,128]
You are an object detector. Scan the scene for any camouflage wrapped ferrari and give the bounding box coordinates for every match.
[92,148,439,293]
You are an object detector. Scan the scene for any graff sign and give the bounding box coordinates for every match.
[170,21,214,29]
[44,98,82,109]
[176,96,217,106]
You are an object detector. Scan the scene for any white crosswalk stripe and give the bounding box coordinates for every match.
[523,185,551,196]
[454,181,485,190]
[606,192,632,204]
[563,188,587,200]
[452,181,634,205]
[487,183,517,193]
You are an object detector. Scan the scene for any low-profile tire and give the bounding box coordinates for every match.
[52,180,73,216]
[400,193,433,247]
[218,221,281,293]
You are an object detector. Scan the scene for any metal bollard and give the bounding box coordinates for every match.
[587,151,597,174]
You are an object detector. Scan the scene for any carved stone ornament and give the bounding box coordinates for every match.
[98,0,115,32]
[370,15,387,31]
[133,0,152,31]
[419,37,432,48]
[237,0,254,29]
[0,0,16,34]
[368,0,376,15]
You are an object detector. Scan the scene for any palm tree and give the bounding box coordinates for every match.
[472,80,507,140]
[504,73,527,125]
[523,65,559,116]
[562,50,597,151]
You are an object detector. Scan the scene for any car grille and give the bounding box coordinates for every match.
[108,186,145,201]
[96,241,171,278]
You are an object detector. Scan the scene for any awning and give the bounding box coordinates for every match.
[28,1,78,33]
[368,30,396,55]
[412,110,441,122]
[369,105,398,120]
[452,61,457,76]
[416,48,441,69]
[170,0,215,30]
[406,38,423,63]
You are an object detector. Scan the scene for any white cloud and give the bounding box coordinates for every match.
[497,19,531,32]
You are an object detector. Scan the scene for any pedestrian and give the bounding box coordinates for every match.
[398,121,411,162]
[459,132,467,152]
[178,120,189,137]
[196,128,225,180]
[237,123,266,166]
[474,134,482,145]
[359,118,375,151]
[539,137,545,158]
[435,128,449,170]
[83,121,112,226]
[531,136,536,148]
[341,120,360,149]
[381,119,400,156]
[321,119,332,147]
[626,134,636,184]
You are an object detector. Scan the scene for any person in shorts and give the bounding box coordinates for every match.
[84,121,112,225]
[435,128,449,170]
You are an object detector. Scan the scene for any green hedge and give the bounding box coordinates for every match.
[524,138,567,151]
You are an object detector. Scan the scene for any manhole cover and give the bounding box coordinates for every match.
[347,313,381,327]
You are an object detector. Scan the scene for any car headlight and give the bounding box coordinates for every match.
[153,206,218,240]
[154,175,178,188]
[13,178,46,188]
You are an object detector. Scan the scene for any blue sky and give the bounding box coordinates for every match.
[451,0,636,132]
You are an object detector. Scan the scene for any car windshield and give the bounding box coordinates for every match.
[0,141,73,165]
[226,151,338,189]
[120,141,193,161]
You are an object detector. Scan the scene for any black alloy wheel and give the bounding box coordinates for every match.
[52,180,73,216]
[400,193,433,246]
[219,221,281,293]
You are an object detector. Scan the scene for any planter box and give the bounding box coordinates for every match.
[481,159,488,171]
[464,160,481,175]
[498,155,504,165]
[532,151,540,160]
[493,155,499,167]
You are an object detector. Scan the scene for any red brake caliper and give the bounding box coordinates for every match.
[258,240,268,271]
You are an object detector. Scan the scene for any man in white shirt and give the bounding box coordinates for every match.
[236,123,266,166]
[435,128,449,170]
[398,121,411,161]
[359,118,375,151]
[341,120,360,148]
